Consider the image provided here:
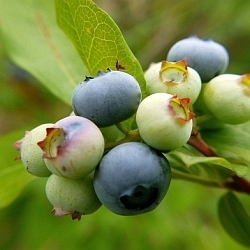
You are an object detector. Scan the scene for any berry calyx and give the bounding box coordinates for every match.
[169,95,194,121]
[145,59,201,104]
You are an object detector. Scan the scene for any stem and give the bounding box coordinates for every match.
[187,129,250,194]
[225,175,250,194]
[187,130,217,156]
[172,169,250,195]
[105,128,141,152]
[172,169,222,188]
[115,122,130,135]
[195,113,214,123]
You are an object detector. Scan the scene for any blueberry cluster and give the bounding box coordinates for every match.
[14,36,250,220]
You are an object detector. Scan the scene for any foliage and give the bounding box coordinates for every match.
[0,0,86,105]
[55,0,146,95]
[0,0,250,249]
[219,192,250,246]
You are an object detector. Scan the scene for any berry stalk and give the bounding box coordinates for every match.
[187,130,250,194]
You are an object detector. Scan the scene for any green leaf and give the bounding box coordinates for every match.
[0,164,35,209]
[218,192,250,247]
[201,121,250,165]
[0,130,34,209]
[0,0,88,105]
[166,145,248,186]
[55,0,146,98]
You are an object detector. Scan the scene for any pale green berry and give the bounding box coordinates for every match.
[38,116,105,179]
[46,173,102,220]
[193,84,225,130]
[99,125,121,142]
[136,93,194,151]
[145,59,201,104]
[14,123,53,177]
[203,74,250,124]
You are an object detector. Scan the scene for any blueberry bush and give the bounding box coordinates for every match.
[1,0,250,249]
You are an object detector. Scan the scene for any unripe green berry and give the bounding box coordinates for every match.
[38,116,105,179]
[99,125,121,142]
[145,59,201,104]
[14,123,53,177]
[193,85,225,130]
[136,93,194,151]
[203,74,250,124]
[46,174,101,220]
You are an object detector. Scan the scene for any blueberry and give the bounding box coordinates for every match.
[38,116,105,179]
[144,59,201,104]
[93,142,171,215]
[136,93,194,151]
[166,36,229,82]
[72,70,142,127]
[13,123,54,177]
[46,173,102,220]
[203,74,250,124]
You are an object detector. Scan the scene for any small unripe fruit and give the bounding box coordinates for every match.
[46,174,101,220]
[136,93,194,151]
[99,125,121,142]
[193,84,225,130]
[14,123,53,177]
[203,74,250,124]
[167,36,229,82]
[38,116,105,179]
[145,60,201,104]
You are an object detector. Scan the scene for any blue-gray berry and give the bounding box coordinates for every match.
[167,36,229,82]
[94,142,171,215]
[72,70,142,127]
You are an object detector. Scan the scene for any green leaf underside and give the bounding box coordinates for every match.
[0,0,88,105]
[55,0,146,99]
[166,145,248,184]
[201,121,250,165]
[218,192,250,247]
[0,164,35,209]
[0,130,34,209]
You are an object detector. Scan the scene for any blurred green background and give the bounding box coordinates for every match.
[1,0,250,249]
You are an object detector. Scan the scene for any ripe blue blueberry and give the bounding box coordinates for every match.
[72,70,142,127]
[93,142,171,215]
[166,36,229,82]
